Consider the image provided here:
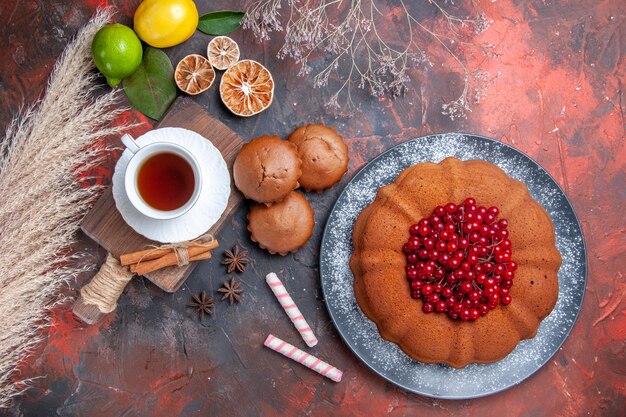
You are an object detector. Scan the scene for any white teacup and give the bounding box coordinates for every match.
[121,133,203,220]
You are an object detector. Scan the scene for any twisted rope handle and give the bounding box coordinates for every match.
[80,254,134,313]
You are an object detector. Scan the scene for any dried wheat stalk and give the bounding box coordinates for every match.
[0,8,133,408]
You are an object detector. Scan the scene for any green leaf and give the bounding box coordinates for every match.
[197,11,245,35]
[123,47,176,121]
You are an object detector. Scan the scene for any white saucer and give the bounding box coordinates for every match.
[112,127,231,243]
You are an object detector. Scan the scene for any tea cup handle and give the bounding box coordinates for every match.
[121,134,140,154]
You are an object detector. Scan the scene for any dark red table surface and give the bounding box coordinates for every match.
[0,0,624,416]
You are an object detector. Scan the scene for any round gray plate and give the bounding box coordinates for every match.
[319,133,587,399]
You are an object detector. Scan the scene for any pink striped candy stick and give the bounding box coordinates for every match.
[266,272,318,347]
[264,334,343,382]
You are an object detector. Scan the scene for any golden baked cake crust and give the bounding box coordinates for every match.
[233,135,302,205]
[288,124,348,192]
[350,157,561,368]
[247,191,315,255]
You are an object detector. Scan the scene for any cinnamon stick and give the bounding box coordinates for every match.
[131,245,217,276]
[120,239,219,266]
[120,248,171,266]
[129,249,213,274]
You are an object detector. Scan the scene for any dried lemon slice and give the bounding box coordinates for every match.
[174,54,215,95]
[207,36,240,70]
[220,59,274,117]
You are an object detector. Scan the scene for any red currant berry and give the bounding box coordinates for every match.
[409,236,421,248]
[438,253,451,265]
[445,203,457,213]
[484,286,497,297]
[422,302,434,313]
[448,258,461,269]
[435,301,447,312]
[497,229,509,240]
[460,281,472,293]
[464,197,476,206]
[467,254,479,265]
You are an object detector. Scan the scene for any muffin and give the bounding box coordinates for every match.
[288,124,349,192]
[247,191,315,255]
[233,135,302,205]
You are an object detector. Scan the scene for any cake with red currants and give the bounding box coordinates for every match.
[350,157,561,368]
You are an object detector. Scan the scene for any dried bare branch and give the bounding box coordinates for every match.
[243,0,496,119]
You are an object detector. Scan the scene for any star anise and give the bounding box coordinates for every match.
[187,291,214,320]
[221,245,250,273]
[218,277,243,304]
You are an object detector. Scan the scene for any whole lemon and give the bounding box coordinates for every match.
[134,0,199,48]
[92,24,143,87]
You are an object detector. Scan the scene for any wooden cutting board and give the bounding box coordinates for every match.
[81,97,244,293]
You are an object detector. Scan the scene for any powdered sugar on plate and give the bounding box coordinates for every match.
[319,133,587,399]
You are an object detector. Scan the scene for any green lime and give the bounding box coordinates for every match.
[92,24,143,87]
